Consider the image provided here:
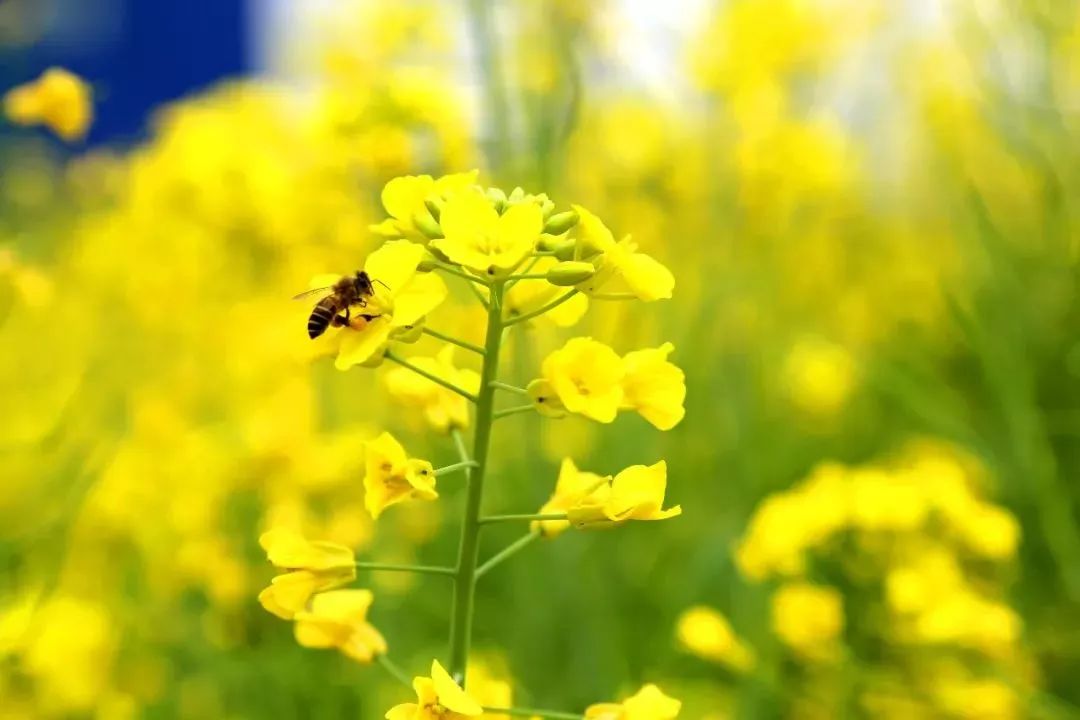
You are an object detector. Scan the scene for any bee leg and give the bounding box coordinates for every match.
[331,307,350,328]
[360,313,380,321]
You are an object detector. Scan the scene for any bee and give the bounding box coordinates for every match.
[293,271,387,339]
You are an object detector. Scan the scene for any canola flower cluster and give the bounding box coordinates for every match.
[254,171,688,718]
[677,441,1031,718]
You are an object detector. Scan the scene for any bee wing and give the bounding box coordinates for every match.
[292,286,334,301]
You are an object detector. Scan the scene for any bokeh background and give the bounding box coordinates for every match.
[3,0,1080,717]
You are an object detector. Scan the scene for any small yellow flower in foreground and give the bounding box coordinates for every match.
[567,461,681,528]
[532,458,611,538]
[257,528,357,619]
[676,606,755,672]
[371,171,478,241]
[585,684,682,720]
[384,346,480,432]
[363,432,438,519]
[332,240,448,369]
[571,206,674,302]
[431,187,543,274]
[294,589,387,663]
[540,337,624,423]
[621,343,685,431]
[4,68,93,141]
[385,659,483,720]
[771,582,844,659]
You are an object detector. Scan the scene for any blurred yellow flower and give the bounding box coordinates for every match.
[333,240,448,369]
[363,432,438,519]
[571,205,674,302]
[676,606,755,672]
[567,461,681,528]
[293,589,387,663]
[621,343,686,430]
[257,528,357,619]
[386,659,483,720]
[953,503,1021,560]
[465,658,514,720]
[585,684,682,719]
[503,256,589,326]
[4,67,93,141]
[372,171,478,241]
[431,188,543,274]
[532,458,611,538]
[539,337,624,423]
[781,337,857,417]
[383,346,480,432]
[771,582,844,659]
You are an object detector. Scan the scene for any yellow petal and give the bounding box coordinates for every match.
[431,659,483,716]
[390,272,447,328]
[621,251,675,301]
[622,343,685,431]
[259,528,355,571]
[365,240,426,298]
[606,461,669,520]
[335,316,393,370]
[490,202,543,269]
[623,684,682,718]
[258,571,318,620]
[382,175,435,221]
[385,702,419,720]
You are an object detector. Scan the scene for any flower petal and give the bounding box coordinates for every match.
[335,317,394,369]
[431,659,483,716]
[365,240,426,298]
[382,175,434,221]
[389,272,447,328]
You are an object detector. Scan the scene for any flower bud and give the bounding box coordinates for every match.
[527,379,566,418]
[543,210,579,236]
[416,255,439,272]
[412,211,443,240]
[392,323,425,344]
[507,186,526,203]
[486,187,507,214]
[424,196,443,222]
[545,261,595,286]
[537,233,575,254]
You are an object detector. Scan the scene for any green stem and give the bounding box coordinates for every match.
[479,513,567,525]
[503,289,578,326]
[448,281,506,682]
[434,460,478,477]
[465,280,491,309]
[589,292,637,301]
[384,351,478,403]
[355,562,456,577]
[483,707,583,720]
[506,273,549,281]
[376,654,413,689]
[476,532,539,579]
[490,381,529,396]
[433,262,491,287]
[422,327,485,356]
[493,404,536,420]
[451,428,471,466]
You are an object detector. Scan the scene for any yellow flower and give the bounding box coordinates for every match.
[621,343,685,430]
[503,257,589,327]
[372,171,479,241]
[4,67,93,141]
[363,432,438,519]
[332,240,448,369]
[952,503,1020,560]
[257,528,357,620]
[532,458,611,538]
[294,589,387,663]
[431,187,543,274]
[383,346,480,432]
[539,337,624,423]
[465,658,514,720]
[781,338,857,417]
[567,461,681,528]
[771,582,844,659]
[385,659,483,720]
[676,606,755,672]
[571,206,673,302]
[585,684,682,720]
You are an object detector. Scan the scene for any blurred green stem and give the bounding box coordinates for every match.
[491,381,529,395]
[376,654,413,689]
[355,562,456,577]
[504,290,578,326]
[422,327,485,355]
[493,404,535,420]
[476,532,539,579]
[448,281,507,682]
[434,460,479,477]
[479,513,566,525]
[467,0,511,176]
[385,351,478,403]
[484,708,583,720]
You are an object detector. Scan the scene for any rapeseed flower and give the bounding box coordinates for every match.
[538,337,624,423]
[386,659,483,720]
[257,528,357,619]
[585,684,682,719]
[327,240,448,369]
[363,432,437,519]
[431,187,544,274]
[372,171,479,242]
[620,343,685,430]
[676,606,755,672]
[294,589,387,663]
[771,582,844,660]
[532,458,611,538]
[383,346,480,432]
[571,206,673,302]
[4,68,93,141]
[567,461,681,528]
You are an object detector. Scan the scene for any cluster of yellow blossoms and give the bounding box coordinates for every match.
[257,171,687,718]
